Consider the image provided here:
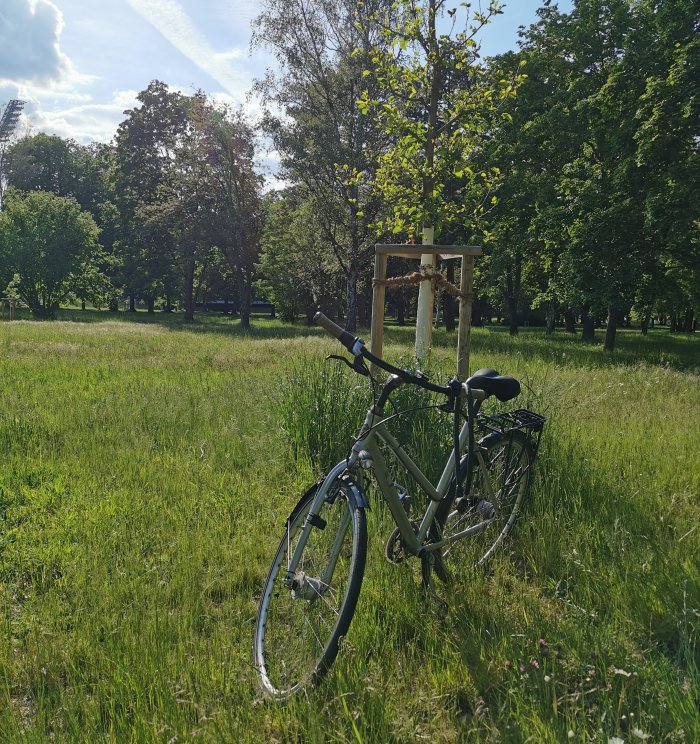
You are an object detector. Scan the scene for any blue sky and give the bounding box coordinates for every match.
[0,0,573,146]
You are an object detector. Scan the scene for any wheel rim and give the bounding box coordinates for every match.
[255,490,357,697]
[441,435,532,575]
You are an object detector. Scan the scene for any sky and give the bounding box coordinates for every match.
[0,0,574,149]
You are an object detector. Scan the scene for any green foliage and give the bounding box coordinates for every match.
[359,0,524,238]
[256,190,341,322]
[0,189,103,318]
[253,0,389,330]
[477,0,699,344]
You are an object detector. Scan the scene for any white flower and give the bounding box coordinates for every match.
[631,730,650,741]
[612,667,633,677]
[608,738,625,744]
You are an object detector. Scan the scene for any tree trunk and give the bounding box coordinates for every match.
[164,294,173,313]
[564,309,575,333]
[683,308,694,332]
[641,305,652,335]
[147,296,155,314]
[345,266,358,332]
[238,269,252,330]
[81,300,86,311]
[129,294,136,312]
[546,304,556,335]
[184,259,195,322]
[396,291,406,325]
[604,304,617,352]
[581,304,595,342]
[506,272,518,336]
[443,261,456,332]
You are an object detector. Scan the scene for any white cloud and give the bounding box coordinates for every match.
[30,89,140,143]
[126,0,252,101]
[0,0,69,85]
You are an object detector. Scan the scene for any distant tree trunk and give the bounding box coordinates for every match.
[564,309,575,333]
[505,256,521,336]
[471,297,484,327]
[641,305,652,335]
[237,269,252,330]
[81,300,86,311]
[506,273,518,336]
[147,296,155,314]
[394,291,404,325]
[546,304,556,335]
[164,294,173,313]
[670,312,679,332]
[129,294,136,312]
[604,304,618,351]
[346,266,358,332]
[683,308,695,332]
[184,259,195,322]
[581,304,595,342]
[443,261,456,332]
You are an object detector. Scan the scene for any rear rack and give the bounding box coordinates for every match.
[477,408,546,437]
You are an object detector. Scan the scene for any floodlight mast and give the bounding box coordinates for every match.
[0,100,25,143]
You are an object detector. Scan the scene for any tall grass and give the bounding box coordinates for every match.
[0,313,698,742]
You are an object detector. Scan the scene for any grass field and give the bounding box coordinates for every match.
[0,312,698,742]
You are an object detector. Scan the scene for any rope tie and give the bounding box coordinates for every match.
[372,266,472,301]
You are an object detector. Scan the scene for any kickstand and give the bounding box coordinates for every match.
[421,555,449,617]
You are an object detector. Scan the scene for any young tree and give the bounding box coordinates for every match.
[359,0,524,357]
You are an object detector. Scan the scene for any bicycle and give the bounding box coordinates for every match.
[254,312,545,699]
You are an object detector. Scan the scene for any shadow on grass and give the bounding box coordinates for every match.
[384,322,700,373]
[3,308,698,371]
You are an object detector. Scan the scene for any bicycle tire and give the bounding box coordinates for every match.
[254,479,367,699]
[426,430,534,585]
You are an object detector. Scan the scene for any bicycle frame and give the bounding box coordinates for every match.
[284,401,501,587]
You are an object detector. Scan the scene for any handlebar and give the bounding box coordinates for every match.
[313,311,454,397]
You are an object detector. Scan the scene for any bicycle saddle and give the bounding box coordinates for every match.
[466,368,520,402]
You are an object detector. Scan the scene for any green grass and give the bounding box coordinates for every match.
[0,311,698,742]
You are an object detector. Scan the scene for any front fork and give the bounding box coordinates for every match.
[283,458,362,594]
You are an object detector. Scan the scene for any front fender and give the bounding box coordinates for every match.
[287,472,369,521]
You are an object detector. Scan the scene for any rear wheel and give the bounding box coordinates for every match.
[254,479,367,699]
[426,431,533,587]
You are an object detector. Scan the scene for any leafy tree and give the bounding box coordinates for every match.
[257,189,342,322]
[359,0,518,240]
[253,0,389,331]
[114,81,188,312]
[0,189,103,318]
[203,104,264,329]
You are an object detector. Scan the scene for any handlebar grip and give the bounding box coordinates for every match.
[313,312,358,352]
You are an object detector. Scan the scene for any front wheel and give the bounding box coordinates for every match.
[427,431,534,587]
[253,478,367,699]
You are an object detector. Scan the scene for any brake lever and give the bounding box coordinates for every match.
[326,354,353,368]
[324,354,370,377]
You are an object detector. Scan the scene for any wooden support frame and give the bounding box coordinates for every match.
[0,298,17,321]
[370,245,482,380]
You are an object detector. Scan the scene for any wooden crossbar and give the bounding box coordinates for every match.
[370,245,480,380]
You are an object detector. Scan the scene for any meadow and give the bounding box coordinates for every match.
[0,312,698,743]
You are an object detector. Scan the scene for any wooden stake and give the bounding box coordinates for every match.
[370,251,387,373]
[457,255,474,380]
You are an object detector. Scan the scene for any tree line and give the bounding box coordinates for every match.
[0,0,697,350]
